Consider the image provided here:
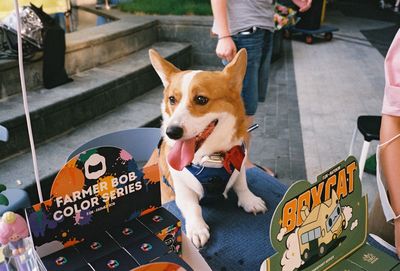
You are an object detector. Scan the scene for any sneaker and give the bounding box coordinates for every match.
[380,0,393,9]
[380,0,385,9]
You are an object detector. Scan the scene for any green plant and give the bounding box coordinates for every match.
[0,184,9,206]
[119,0,212,16]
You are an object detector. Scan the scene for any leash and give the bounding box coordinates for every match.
[13,0,43,202]
[247,123,259,133]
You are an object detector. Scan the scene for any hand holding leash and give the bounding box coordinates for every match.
[216,36,237,63]
[299,0,312,12]
[247,123,259,133]
[292,0,313,12]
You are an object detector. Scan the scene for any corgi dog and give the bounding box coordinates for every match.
[149,48,267,248]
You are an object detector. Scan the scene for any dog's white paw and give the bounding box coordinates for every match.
[186,220,210,248]
[238,192,267,214]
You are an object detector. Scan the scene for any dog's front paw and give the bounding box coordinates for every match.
[186,220,210,248]
[237,192,267,215]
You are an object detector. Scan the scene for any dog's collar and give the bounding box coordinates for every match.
[197,144,245,173]
[158,137,246,173]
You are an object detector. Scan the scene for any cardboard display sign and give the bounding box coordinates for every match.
[25,146,161,255]
[23,145,191,270]
[263,157,368,271]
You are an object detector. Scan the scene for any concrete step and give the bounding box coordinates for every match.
[0,14,158,98]
[0,85,164,203]
[0,63,223,204]
[0,41,191,162]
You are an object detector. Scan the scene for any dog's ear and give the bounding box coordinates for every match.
[223,48,247,91]
[149,49,180,88]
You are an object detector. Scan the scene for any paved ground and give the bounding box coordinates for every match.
[250,41,306,187]
[250,3,399,209]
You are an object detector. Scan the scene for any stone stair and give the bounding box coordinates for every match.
[0,38,191,202]
[0,42,191,162]
[0,85,164,202]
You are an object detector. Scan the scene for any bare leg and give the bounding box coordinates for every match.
[380,114,400,257]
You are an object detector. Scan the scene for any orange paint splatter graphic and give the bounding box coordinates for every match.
[51,166,85,198]
[63,237,83,248]
[130,262,185,271]
[66,158,78,167]
[143,164,160,184]
[140,206,158,216]
[32,199,53,212]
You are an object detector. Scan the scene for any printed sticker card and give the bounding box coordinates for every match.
[262,157,368,271]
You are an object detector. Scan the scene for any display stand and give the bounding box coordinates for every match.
[22,145,198,270]
[262,156,400,271]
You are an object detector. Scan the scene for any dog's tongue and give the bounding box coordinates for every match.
[167,137,196,171]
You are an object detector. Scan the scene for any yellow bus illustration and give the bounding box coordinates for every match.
[298,191,346,261]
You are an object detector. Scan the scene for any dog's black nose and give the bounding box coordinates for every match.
[166,125,184,140]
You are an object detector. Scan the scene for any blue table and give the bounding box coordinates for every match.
[164,167,287,271]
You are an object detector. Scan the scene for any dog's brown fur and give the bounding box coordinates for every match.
[150,49,250,203]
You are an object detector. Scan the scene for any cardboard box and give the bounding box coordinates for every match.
[125,234,169,265]
[41,246,91,271]
[75,233,120,262]
[137,207,182,255]
[333,259,366,271]
[106,219,152,248]
[90,249,139,270]
[344,243,400,270]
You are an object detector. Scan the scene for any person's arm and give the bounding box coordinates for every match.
[299,0,312,12]
[211,0,237,62]
[292,0,313,12]
[380,114,400,257]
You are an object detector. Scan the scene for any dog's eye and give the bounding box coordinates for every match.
[194,95,209,105]
[168,96,176,105]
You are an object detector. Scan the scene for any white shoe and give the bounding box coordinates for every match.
[380,0,385,9]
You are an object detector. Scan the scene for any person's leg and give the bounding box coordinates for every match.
[368,196,395,246]
[380,0,385,9]
[253,30,276,176]
[258,30,274,103]
[231,29,264,117]
[231,31,261,154]
[233,29,275,176]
